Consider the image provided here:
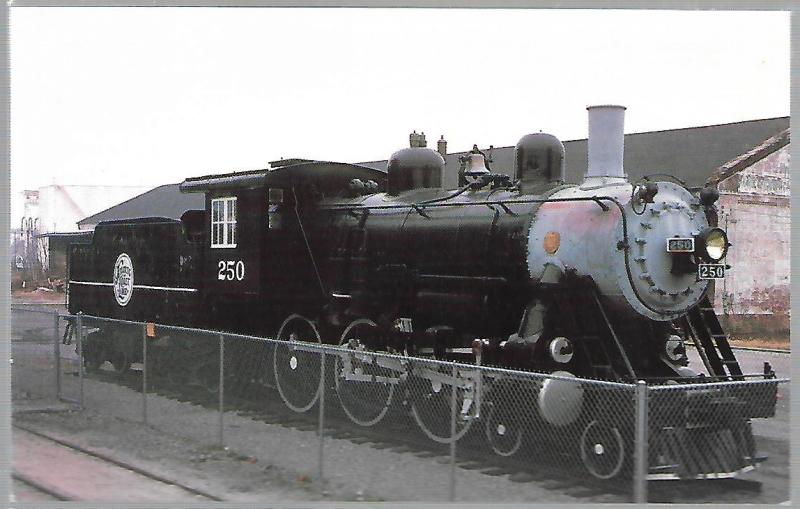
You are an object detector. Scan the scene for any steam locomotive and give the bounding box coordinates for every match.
[67,105,777,480]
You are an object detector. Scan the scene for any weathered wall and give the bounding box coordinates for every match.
[713,145,790,338]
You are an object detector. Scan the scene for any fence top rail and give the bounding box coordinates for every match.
[648,377,790,392]
[68,313,639,388]
[67,313,784,390]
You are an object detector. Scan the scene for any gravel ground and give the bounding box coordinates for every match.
[15,411,329,503]
[13,354,622,503]
[12,335,626,503]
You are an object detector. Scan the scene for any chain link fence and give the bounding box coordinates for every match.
[10,307,789,502]
[10,305,82,409]
[647,379,781,480]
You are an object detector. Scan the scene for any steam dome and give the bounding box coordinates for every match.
[514,133,565,186]
[387,147,445,195]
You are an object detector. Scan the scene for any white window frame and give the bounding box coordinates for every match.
[210,196,237,248]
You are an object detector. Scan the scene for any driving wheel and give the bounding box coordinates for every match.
[273,314,322,413]
[334,319,396,426]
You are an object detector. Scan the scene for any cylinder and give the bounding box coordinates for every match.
[586,105,626,179]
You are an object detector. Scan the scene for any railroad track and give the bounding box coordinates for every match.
[12,424,222,503]
[13,473,67,502]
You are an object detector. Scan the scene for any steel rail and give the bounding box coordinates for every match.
[13,424,223,501]
[12,472,71,501]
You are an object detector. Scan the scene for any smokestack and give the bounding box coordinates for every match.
[437,135,447,158]
[586,105,626,179]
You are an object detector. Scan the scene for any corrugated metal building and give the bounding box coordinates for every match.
[360,116,789,190]
[77,183,205,230]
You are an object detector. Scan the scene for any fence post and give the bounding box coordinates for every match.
[76,312,84,409]
[142,324,148,425]
[634,380,648,503]
[218,333,225,447]
[449,363,457,502]
[53,311,61,401]
[317,350,326,490]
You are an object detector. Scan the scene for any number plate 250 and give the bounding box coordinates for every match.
[218,260,245,281]
[698,263,725,280]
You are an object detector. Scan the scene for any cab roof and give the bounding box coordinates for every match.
[179,161,387,194]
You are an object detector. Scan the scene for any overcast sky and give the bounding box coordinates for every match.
[10,8,790,224]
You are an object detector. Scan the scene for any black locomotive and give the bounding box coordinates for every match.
[67,106,777,480]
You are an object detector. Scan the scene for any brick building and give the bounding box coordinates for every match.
[707,130,790,338]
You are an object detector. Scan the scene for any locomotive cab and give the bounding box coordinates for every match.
[178,161,387,333]
[180,171,267,299]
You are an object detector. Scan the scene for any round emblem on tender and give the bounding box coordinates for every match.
[113,253,134,306]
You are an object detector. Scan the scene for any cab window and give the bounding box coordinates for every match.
[211,196,237,248]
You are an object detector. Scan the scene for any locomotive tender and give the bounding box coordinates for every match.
[67,105,777,480]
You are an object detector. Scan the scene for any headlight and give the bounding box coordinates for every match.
[697,227,728,261]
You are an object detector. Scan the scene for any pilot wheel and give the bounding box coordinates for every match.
[580,419,626,480]
[484,380,527,457]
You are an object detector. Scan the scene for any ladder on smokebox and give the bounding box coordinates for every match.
[549,283,636,381]
[681,295,743,381]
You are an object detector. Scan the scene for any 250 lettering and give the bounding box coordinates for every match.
[698,264,725,280]
[218,260,245,281]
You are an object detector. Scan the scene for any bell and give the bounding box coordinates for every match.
[464,152,489,183]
